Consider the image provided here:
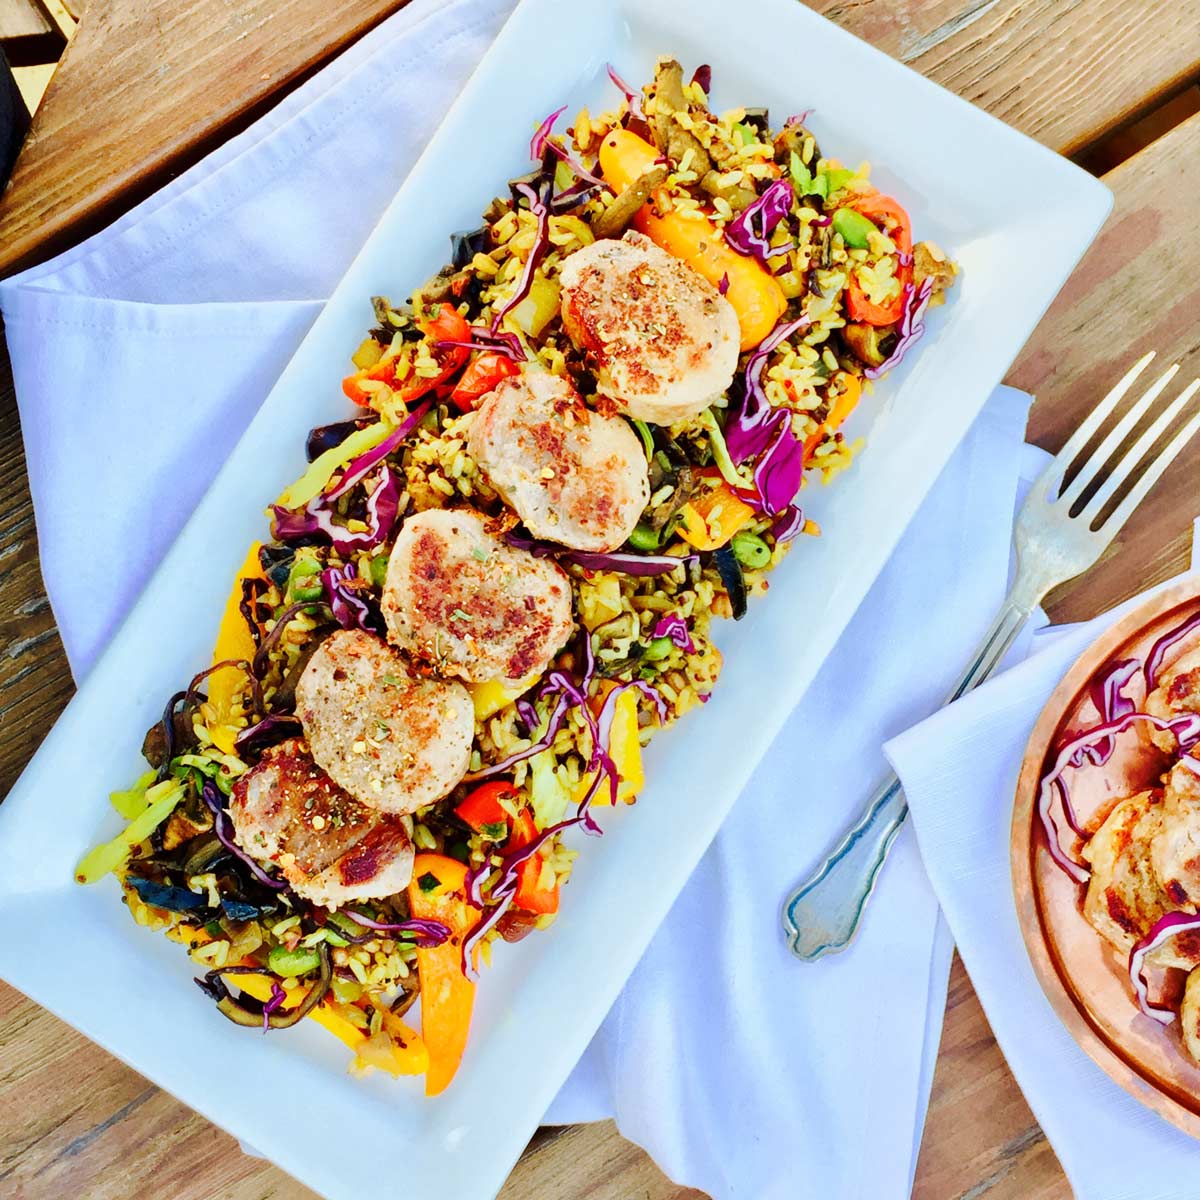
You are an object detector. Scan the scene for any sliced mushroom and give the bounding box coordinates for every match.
[592,164,669,239]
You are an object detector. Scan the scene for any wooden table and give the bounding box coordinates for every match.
[3,2,1200,1196]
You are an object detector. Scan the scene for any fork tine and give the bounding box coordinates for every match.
[1082,378,1200,521]
[1043,351,1156,500]
[1099,388,1200,536]
[1059,362,1179,507]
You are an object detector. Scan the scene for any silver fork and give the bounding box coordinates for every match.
[782,352,1200,960]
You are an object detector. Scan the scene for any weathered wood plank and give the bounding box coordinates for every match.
[3,17,1200,1200]
[4,0,1200,272]
[0,0,411,271]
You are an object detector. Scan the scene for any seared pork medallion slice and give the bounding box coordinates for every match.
[558,230,740,425]
[1082,790,1183,962]
[229,737,414,906]
[1145,646,1200,752]
[1150,759,1200,908]
[467,368,649,552]
[382,508,574,685]
[295,629,473,815]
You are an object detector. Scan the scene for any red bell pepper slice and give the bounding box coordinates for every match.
[454,781,519,834]
[449,351,521,412]
[510,810,559,915]
[341,303,472,407]
[844,194,913,326]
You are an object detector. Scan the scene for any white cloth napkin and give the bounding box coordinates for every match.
[1,2,1033,1195]
[887,539,1200,1200]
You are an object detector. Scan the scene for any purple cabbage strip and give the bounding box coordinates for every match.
[724,179,796,266]
[322,562,383,635]
[718,272,730,296]
[1144,608,1200,691]
[273,468,401,555]
[436,326,527,362]
[491,181,551,335]
[723,315,811,465]
[199,780,289,890]
[1128,910,1200,1024]
[325,400,433,502]
[1069,658,1139,768]
[691,64,712,93]
[770,505,806,544]
[505,531,697,577]
[262,981,287,1033]
[751,414,806,517]
[463,690,574,783]
[863,277,935,380]
[343,910,450,947]
[234,713,302,755]
[606,63,646,121]
[651,614,695,653]
[529,104,607,186]
[1038,710,1200,883]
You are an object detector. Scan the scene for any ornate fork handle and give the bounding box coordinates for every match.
[780,585,1040,960]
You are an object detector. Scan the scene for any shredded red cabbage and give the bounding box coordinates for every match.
[262,980,287,1032]
[1038,711,1200,882]
[718,272,730,296]
[463,690,574,783]
[272,468,401,555]
[505,531,697,577]
[491,181,551,334]
[725,179,796,266]
[1182,754,1200,777]
[326,400,433,502]
[863,277,935,380]
[1067,658,1139,768]
[724,316,811,465]
[322,562,383,635]
[235,713,302,755]
[343,910,450,947]
[651,614,694,653]
[1128,910,1200,1024]
[436,326,527,362]
[530,105,606,186]
[1144,608,1200,691]
[769,505,806,544]
[460,647,666,968]
[200,780,289,890]
[691,64,711,93]
[606,64,646,121]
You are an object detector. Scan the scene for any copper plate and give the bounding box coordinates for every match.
[1012,576,1200,1137]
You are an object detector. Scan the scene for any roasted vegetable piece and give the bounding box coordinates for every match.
[842,323,890,368]
[592,163,668,239]
[449,351,521,412]
[409,854,476,1095]
[599,129,786,350]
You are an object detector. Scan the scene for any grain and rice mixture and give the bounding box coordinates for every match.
[77,57,956,1092]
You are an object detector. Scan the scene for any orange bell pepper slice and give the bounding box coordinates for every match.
[598,129,786,351]
[803,372,863,462]
[677,480,757,550]
[844,194,913,326]
[510,811,560,915]
[449,351,521,413]
[342,303,472,409]
[409,853,476,1096]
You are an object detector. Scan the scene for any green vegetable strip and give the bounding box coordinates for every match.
[276,421,395,510]
[700,411,750,488]
[76,780,186,884]
[108,769,158,820]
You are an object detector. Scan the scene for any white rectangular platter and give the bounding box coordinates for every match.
[0,0,1110,1197]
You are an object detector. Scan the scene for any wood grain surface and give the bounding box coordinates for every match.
[4,0,1200,272]
[3,4,1200,1199]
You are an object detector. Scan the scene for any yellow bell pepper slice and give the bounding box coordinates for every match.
[208,541,264,754]
[275,420,395,510]
[576,685,643,807]
[469,672,542,722]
